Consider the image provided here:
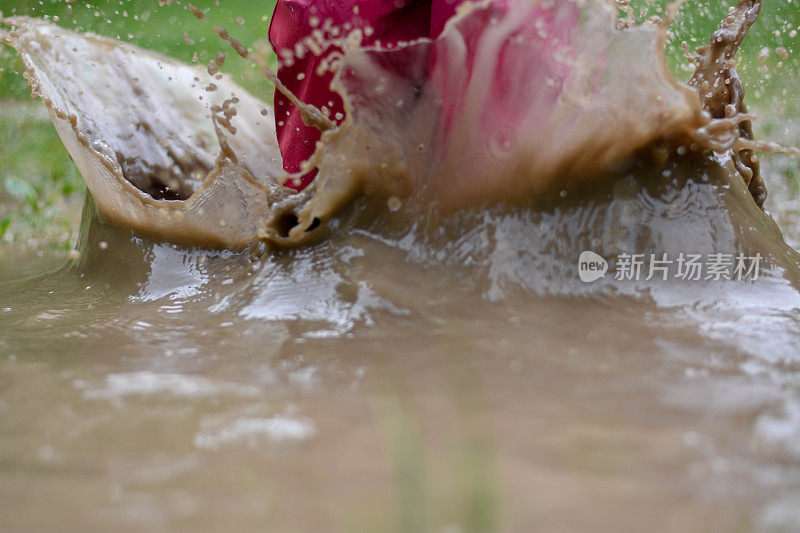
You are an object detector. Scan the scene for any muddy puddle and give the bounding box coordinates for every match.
[5,155,800,532]
[2,0,800,531]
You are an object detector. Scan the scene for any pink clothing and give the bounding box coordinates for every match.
[269,0,471,190]
[429,0,575,157]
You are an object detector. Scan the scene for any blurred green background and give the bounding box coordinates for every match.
[0,0,280,101]
[0,0,797,251]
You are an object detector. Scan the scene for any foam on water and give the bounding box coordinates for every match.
[75,371,261,400]
[194,415,316,449]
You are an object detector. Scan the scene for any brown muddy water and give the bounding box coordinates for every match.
[3,1,800,532]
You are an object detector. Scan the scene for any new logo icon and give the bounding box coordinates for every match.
[578,251,608,283]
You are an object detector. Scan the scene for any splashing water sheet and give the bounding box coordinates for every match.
[2,0,800,531]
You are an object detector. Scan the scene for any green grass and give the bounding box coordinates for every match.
[1,0,280,101]
[0,102,83,248]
